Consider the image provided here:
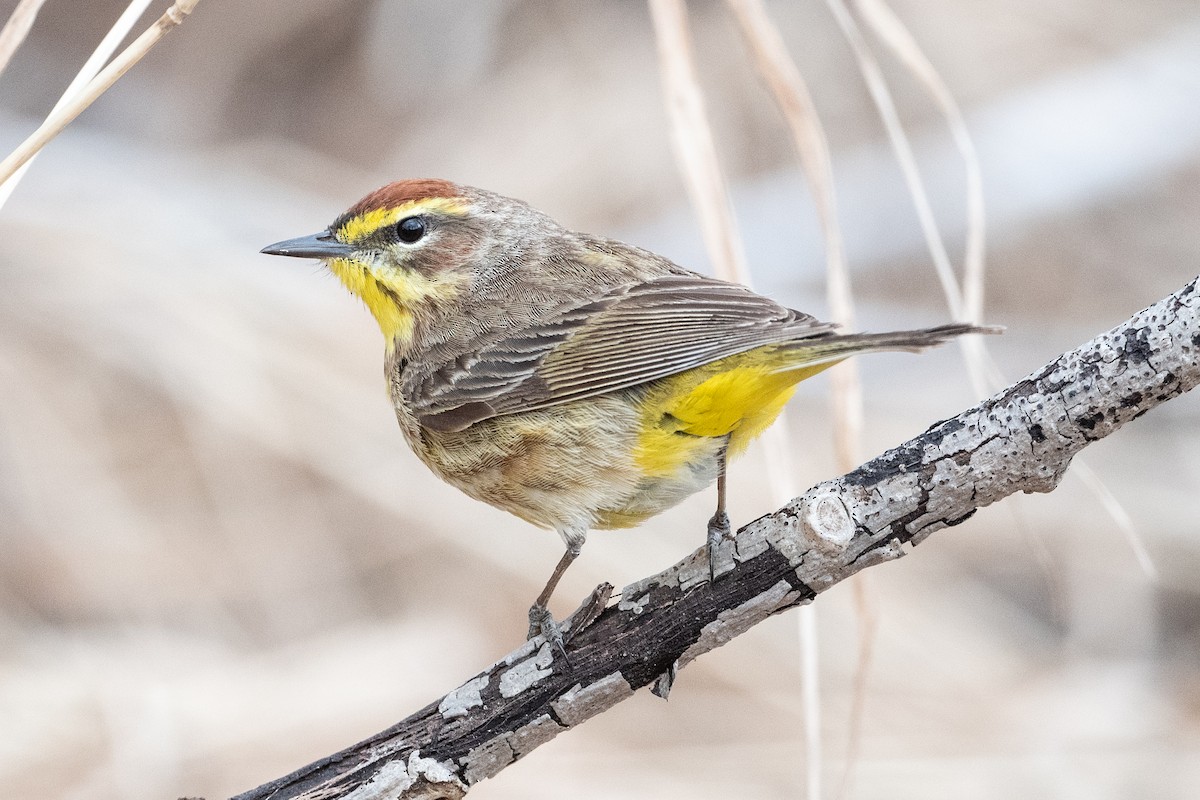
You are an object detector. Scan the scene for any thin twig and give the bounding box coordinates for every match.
[0,0,155,210]
[0,0,201,186]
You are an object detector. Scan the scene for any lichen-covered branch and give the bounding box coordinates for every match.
[229,277,1199,800]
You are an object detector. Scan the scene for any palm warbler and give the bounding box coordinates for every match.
[263,179,993,651]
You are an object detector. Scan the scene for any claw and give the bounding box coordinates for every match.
[528,603,570,665]
[706,509,730,582]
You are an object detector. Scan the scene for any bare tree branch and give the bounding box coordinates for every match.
[226,277,1199,800]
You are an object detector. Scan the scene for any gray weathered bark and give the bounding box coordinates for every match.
[229,277,1199,800]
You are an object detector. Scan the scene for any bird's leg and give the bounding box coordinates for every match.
[707,442,731,583]
[528,526,586,661]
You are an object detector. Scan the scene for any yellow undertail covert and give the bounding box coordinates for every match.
[633,350,838,478]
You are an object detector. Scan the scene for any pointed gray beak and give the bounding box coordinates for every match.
[260,230,354,259]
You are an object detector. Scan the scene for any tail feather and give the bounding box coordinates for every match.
[774,323,1002,371]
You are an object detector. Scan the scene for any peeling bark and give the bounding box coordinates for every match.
[229,278,1199,800]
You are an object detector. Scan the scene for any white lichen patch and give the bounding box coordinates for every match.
[733,517,771,562]
[550,672,634,727]
[617,592,651,614]
[857,474,923,535]
[439,675,490,719]
[343,750,464,800]
[460,714,566,785]
[677,581,798,670]
[854,537,907,570]
[904,458,973,534]
[765,508,808,567]
[679,549,716,590]
[500,637,539,667]
[340,759,416,800]
[620,554,694,609]
[794,565,837,592]
[461,737,514,785]
[498,642,553,698]
[509,713,565,756]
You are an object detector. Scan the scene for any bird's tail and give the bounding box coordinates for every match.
[774,323,1002,371]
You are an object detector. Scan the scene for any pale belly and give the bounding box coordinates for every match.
[387,344,820,536]
[392,389,725,534]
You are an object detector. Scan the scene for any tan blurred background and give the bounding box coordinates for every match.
[1,1,1198,798]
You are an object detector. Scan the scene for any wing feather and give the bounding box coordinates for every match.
[408,273,836,431]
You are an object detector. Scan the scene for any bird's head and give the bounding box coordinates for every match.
[262,179,550,350]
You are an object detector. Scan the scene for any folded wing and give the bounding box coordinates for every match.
[407,273,838,432]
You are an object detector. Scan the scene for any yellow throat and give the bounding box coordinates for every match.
[328,197,471,350]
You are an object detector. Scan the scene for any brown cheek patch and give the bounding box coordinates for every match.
[426,222,479,273]
[347,178,459,217]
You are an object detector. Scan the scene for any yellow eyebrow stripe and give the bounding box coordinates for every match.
[337,197,470,243]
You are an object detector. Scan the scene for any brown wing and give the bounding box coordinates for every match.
[408,274,838,432]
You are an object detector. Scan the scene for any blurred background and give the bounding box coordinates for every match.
[1,1,1198,798]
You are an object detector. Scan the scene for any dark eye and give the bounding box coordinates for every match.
[396,216,426,244]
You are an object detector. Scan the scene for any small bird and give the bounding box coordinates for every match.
[262,179,992,653]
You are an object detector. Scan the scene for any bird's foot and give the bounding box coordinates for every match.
[527,583,612,666]
[706,509,731,583]
[528,603,569,664]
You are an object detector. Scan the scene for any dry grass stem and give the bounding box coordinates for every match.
[647,0,750,286]
[824,0,964,320]
[836,575,878,800]
[1072,460,1159,581]
[846,0,992,400]
[0,0,201,186]
[724,0,865,470]
[853,0,987,324]
[725,5,877,796]
[837,0,1153,579]
[648,2,819,794]
[799,603,822,800]
[724,0,849,306]
[0,0,155,210]
[0,0,47,77]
